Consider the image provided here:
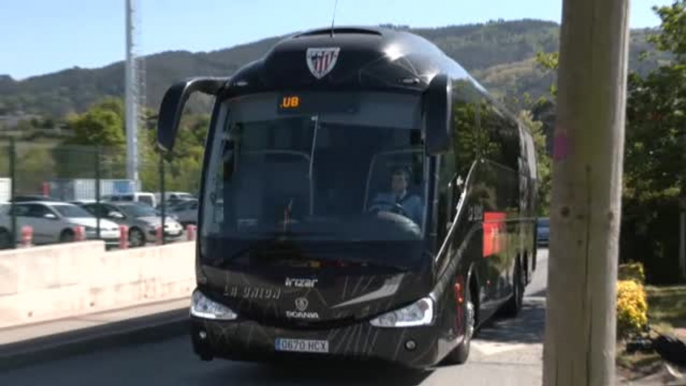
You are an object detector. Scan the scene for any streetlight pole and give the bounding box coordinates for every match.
[125,0,140,186]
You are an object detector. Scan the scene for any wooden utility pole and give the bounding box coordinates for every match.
[543,0,630,385]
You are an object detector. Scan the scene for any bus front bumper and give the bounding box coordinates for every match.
[190,316,443,369]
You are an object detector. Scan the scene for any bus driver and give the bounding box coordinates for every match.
[372,167,423,225]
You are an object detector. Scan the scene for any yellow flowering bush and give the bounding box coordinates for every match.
[618,262,646,284]
[616,279,648,338]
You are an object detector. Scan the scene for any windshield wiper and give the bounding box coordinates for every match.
[248,230,336,239]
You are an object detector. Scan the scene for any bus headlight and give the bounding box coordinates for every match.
[369,297,434,327]
[190,290,238,320]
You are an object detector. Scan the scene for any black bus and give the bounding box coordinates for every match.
[156,26,538,368]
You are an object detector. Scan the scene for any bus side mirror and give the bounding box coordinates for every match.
[157,77,229,153]
[424,73,452,156]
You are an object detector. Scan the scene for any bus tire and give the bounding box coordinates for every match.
[502,259,524,318]
[444,280,476,365]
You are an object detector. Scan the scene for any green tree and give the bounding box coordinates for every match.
[500,92,554,214]
[601,1,686,282]
[621,1,686,203]
[139,113,209,194]
[535,51,559,97]
[649,1,686,61]
[624,66,686,199]
[15,147,56,195]
[53,99,126,179]
[92,98,125,120]
[518,110,552,215]
[66,108,125,148]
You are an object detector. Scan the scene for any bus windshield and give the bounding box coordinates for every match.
[202,92,427,246]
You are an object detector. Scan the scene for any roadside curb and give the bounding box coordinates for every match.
[0,308,189,372]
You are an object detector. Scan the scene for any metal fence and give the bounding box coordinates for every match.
[0,139,198,249]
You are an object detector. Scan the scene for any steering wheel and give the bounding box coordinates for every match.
[367,198,409,217]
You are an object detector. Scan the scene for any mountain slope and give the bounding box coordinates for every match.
[0,19,666,119]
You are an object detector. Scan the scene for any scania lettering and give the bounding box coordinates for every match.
[157,26,538,368]
[285,311,319,319]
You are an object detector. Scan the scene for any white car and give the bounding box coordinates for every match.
[0,201,121,247]
[104,192,157,208]
[155,191,195,204]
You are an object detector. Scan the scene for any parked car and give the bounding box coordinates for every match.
[537,217,550,247]
[155,193,195,212]
[155,191,194,204]
[103,192,156,208]
[80,202,183,247]
[167,199,198,226]
[156,200,187,212]
[10,195,63,203]
[0,202,12,248]
[0,201,120,247]
[69,199,97,205]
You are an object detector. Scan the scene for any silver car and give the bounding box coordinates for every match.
[167,199,198,226]
[80,202,184,247]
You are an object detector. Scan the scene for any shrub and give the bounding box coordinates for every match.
[618,262,646,284]
[617,280,649,338]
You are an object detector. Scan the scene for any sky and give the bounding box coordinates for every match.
[0,0,675,80]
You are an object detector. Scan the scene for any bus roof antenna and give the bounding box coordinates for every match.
[330,0,339,37]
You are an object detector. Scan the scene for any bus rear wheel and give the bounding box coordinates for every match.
[502,259,525,318]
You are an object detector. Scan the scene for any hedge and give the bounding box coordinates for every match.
[620,194,682,285]
[617,279,649,338]
[616,262,649,338]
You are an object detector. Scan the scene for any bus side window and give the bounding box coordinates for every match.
[436,150,457,244]
[477,99,521,210]
[450,96,481,179]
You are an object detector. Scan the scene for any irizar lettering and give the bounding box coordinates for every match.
[285,277,318,288]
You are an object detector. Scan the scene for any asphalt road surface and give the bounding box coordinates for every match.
[0,250,549,386]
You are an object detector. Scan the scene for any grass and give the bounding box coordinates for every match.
[616,344,663,381]
[616,284,686,381]
[646,285,686,332]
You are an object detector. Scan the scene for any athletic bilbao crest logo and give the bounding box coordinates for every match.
[306,47,340,79]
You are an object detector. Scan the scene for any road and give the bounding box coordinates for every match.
[0,250,549,386]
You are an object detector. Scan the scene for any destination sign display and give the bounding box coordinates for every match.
[276,92,359,115]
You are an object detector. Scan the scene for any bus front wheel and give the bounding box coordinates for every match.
[444,282,476,365]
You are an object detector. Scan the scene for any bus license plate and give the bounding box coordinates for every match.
[275,338,329,353]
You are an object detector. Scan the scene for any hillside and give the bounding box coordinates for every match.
[0,19,668,119]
